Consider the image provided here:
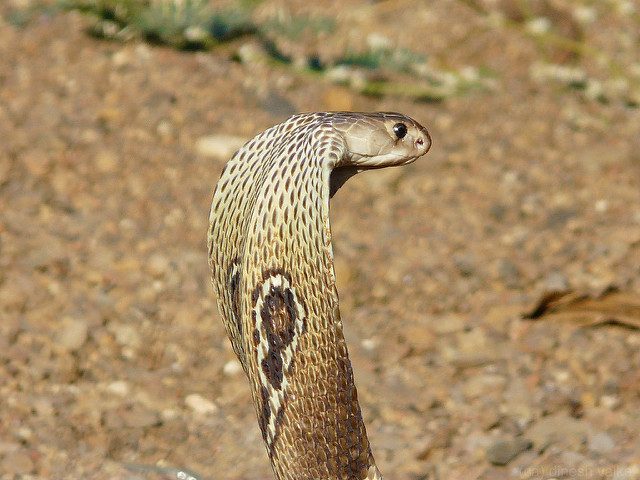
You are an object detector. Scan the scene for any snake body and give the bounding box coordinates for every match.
[208,112,431,479]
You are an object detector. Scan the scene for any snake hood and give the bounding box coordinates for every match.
[329,111,431,168]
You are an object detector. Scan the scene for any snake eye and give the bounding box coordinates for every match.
[393,123,408,139]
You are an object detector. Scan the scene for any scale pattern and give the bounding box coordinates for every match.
[208,112,430,480]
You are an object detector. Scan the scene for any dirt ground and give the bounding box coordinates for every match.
[1,1,640,479]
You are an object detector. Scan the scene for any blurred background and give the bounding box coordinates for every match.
[1,0,639,479]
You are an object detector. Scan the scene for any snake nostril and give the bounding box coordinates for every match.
[415,138,424,148]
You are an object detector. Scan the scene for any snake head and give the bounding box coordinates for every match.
[331,112,431,168]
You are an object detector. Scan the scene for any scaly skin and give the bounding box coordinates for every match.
[208,112,431,480]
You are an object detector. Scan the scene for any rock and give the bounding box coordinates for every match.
[95,150,119,173]
[366,32,393,50]
[108,322,141,349]
[497,258,521,287]
[588,432,615,454]
[22,149,49,176]
[402,324,436,353]
[222,360,242,376]
[195,134,247,159]
[453,253,476,277]
[600,394,621,410]
[462,374,507,399]
[0,450,34,475]
[185,394,218,415]
[486,437,532,465]
[545,208,576,229]
[147,253,170,278]
[527,412,590,451]
[107,380,130,397]
[236,42,269,65]
[544,271,569,291]
[56,317,89,351]
[431,314,466,334]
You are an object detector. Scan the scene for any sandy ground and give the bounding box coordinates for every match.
[1,1,639,479]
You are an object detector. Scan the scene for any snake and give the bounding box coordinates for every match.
[207,112,431,480]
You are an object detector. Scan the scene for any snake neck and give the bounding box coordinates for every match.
[237,132,380,480]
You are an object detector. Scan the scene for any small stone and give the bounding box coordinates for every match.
[236,42,269,65]
[527,413,590,451]
[107,381,130,397]
[600,394,621,410]
[185,394,218,415]
[0,450,34,475]
[22,149,49,176]
[223,360,242,376]
[366,32,392,50]
[486,437,532,465]
[463,374,507,399]
[56,317,88,351]
[497,258,521,287]
[157,120,174,139]
[108,322,141,349]
[545,208,576,229]
[453,253,476,277]
[360,338,379,351]
[112,49,133,67]
[544,271,569,291]
[147,253,170,278]
[588,432,615,454]
[195,134,247,159]
[95,150,119,173]
[402,325,436,353]
[431,315,466,334]
[161,408,179,422]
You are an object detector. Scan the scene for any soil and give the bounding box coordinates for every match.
[1,1,639,479]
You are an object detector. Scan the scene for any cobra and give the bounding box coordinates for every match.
[208,112,431,479]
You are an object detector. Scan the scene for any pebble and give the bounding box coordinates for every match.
[195,134,248,159]
[107,380,130,397]
[588,431,615,454]
[462,374,507,399]
[527,413,590,451]
[544,271,569,291]
[22,148,49,176]
[108,322,141,349]
[223,360,242,376]
[236,42,269,65]
[95,150,119,173]
[431,314,466,334]
[485,437,532,465]
[185,394,218,415]
[402,324,436,353]
[56,317,89,351]
[147,253,170,278]
[600,394,621,410]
